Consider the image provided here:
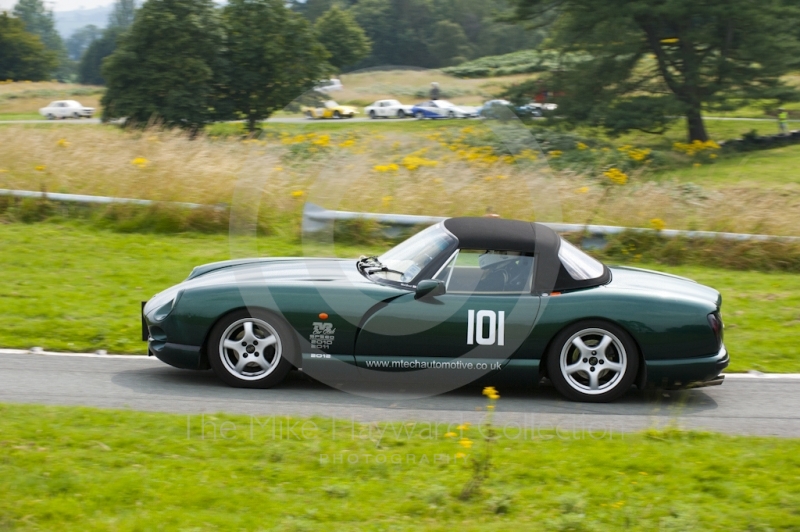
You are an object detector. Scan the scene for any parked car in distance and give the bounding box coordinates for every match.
[302,100,358,119]
[364,99,414,119]
[39,100,95,119]
[411,100,479,119]
[314,79,343,93]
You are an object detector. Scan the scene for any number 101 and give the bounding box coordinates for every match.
[467,310,505,346]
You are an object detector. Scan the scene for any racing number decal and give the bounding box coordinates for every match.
[466,310,505,346]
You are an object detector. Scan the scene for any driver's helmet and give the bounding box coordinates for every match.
[479,250,520,270]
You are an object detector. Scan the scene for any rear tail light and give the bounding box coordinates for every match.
[708,312,723,348]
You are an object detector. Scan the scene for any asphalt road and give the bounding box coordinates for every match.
[1,351,798,437]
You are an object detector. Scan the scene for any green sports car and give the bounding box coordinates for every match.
[142,217,728,402]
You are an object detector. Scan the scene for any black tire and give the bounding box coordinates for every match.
[369,110,376,119]
[207,309,296,389]
[397,110,405,119]
[448,111,455,119]
[415,111,425,119]
[333,110,341,119]
[305,110,314,119]
[46,114,54,120]
[546,320,639,403]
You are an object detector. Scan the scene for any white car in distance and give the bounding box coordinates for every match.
[364,99,415,119]
[314,79,343,93]
[39,100,95,119]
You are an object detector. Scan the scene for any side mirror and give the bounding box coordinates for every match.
[415,279,446,300]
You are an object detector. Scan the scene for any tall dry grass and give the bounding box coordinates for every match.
[0,123,798,237]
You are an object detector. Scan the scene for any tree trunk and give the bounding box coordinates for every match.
[247,114,258,133]
[685,104,708,142]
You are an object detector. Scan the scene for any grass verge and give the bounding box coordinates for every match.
[0,403,798,530]
[0,222,798,371]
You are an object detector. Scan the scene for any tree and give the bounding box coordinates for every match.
[78,27,122,85]
[429,20,471,66]
[12,0,63,52]
[351,0,438,67]
[12,0,67,78]
[108,0,137,29]
[66,24,102,61]
[221,0,331,132]
[101,0,224,132]
[0,12,57,81]
[509,0,800,141]
[314,6,371,70]
[77,0,140,85]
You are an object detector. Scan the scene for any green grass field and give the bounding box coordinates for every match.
[0,403,798,530]
[0,222,798,371]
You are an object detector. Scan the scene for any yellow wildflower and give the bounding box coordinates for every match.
[602,167,628,185]
[291,190,305,198]
[456,423,471,431]
[482,386,497,396]
[660,38,679,44]
[401,155,438,171]
[486,404,495,411]
[381,195,393,207]
[548,150,562,158]
[650,218,666,231]
[444,432,457,438]
[34,165,46,172]
[311,134,330,147]
[455,452,466,459]
[339,139,355,148]
[577,142,588,150]
[577,186,590,194]
[459,438,473,449]
[56,138,69,148]
[131,157,148,168]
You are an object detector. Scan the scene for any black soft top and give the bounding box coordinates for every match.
[442,217,609,293]
[443,217,558,254]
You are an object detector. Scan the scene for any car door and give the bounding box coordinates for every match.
[355,249,541,374]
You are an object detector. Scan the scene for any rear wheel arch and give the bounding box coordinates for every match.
[538,317,644,380]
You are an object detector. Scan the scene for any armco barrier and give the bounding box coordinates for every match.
[302,202,800,244]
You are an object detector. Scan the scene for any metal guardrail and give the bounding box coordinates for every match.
[302,202,800,243]
[0,189,206,209]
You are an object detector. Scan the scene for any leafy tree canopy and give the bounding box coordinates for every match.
[508,0,800,141]
[77,0,140,85]
[221,0,331,131]
[0,12,57,81]
[314,6,371,70]
[100,0,224,132]
[66,24,102,61]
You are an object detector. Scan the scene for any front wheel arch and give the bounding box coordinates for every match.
[200,306,301,371]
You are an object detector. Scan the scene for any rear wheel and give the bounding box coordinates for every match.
[46,114,55,120]
[448,111,455,119]
[305,110,314,119]
[333,110,342,119]
[547,320,639,402]
[415,111,424,119]
[208,309,295,389]
[397,110,405,119]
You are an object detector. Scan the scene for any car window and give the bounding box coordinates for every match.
[558,238,605,280]
[376,224,456,284]
[435,250,534,294]
[324,101,338,109]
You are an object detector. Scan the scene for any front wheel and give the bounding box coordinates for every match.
[333,110,342,119]
[207,310,295,389]
[546,321,639,402]
[369,110,376,119]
